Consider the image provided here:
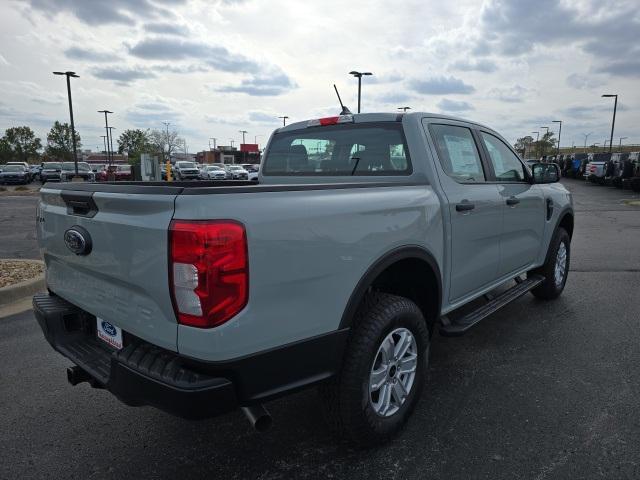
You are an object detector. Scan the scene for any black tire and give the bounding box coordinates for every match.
[528,227,570,300]
[319,292,430,447]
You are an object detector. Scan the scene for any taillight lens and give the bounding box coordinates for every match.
[169,220,248,328]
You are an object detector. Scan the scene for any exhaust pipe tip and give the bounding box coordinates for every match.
[241,405,272,432]
[67,366,92,386]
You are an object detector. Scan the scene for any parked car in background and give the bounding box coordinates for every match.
[30,164,41,180]
[174,161,200,180]
[585,152,611,184]
[0,164,30,184]
[40,162,62,183]
[606,152,629,187]
[6,161,32,182]
[225,164,249,180]
[114,164,133,181]
[240,164,260,181]
[200,165,227,180]
[60,162,96,182]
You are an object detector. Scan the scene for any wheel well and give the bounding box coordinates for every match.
[370,258,440,328]
[559,212,574,239]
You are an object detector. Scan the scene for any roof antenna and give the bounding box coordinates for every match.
[334,84,352,115]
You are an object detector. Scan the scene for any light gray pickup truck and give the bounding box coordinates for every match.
[33,112,573,446]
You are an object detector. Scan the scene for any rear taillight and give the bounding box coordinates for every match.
[169,220,248,328]
[307,114,354,127]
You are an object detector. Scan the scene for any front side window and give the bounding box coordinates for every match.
[480,132,527,182]
[263,123,411,176]
[429,124,485,183]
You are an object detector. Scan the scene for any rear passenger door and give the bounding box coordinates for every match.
[426,122,503,302]
[477,130,545,276]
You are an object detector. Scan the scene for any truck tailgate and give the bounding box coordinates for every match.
[37,187,179,351]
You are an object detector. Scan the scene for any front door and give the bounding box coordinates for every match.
[477,130,545,276]
[426,122,504,302]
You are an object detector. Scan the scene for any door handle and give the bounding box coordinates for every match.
[455,202,475,212]
[506,197,520,206]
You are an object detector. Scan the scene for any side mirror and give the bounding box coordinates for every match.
[531,162,560,184]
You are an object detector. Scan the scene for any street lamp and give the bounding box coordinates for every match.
[98,110,113,165]
[349,71,373,113]
[254,134,262,145]
[210,137,217,150]
[602,94,618,154]
[53,71,80,176]
[398,106,411,112]
[552,120,562,155]
[162,122,171,163]
[107,127,116,164]
[230,139,235,148]
[239,130,248,145]
[619,136,628,148]
[531,131,539,157]
[100,135,107,156]
[278,116,289,126]
[582,132,593,152]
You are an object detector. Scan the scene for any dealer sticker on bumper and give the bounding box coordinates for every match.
[96,318,123,350]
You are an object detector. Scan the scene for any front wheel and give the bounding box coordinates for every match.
[529,227,570,300]
[319,292,430,447]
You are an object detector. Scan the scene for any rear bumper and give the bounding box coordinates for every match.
[33,292,348,419]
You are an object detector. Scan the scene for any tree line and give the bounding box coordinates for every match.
[0,122,185,165]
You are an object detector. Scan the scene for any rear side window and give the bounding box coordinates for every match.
[429,124,485,183]
[479,132,526,182]
[262,123,411,176]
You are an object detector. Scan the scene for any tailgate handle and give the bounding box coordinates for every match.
[60,191,98,218]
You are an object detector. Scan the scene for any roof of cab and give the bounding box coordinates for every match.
[276,111,493,133]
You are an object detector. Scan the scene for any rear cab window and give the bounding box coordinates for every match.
[262,122,411,176]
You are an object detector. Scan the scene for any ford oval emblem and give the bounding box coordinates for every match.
[101,321,117,337]
[64,226,92,255]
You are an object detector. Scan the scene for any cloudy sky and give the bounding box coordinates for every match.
[0,0,638,153]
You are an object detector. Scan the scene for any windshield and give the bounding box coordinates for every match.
[177,162,196,168]
[3,165,24,172]
[263,122,411,176]
[116,165,131,172]
[206,166,223,170]
[43,162,61,170]
[228,166,243,170]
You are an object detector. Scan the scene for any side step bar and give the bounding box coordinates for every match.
[439,275,545,337]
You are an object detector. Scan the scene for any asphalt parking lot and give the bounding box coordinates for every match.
[1,179,639,479]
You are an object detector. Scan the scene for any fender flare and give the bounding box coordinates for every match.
[339,245,442,329]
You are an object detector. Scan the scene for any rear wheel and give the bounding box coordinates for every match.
[319,292,430,447]
[529,227,570,300]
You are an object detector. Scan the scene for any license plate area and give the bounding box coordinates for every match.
[96,318,123,350]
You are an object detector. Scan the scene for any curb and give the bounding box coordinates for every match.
[0,260,45,306]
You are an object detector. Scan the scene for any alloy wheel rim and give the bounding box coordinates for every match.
[369,327,417,417]
[554,242,567,287]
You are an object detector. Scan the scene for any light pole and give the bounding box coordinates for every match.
[98,110,113,165]
[582,132,593,152]
[254,134,262,145]
[107,127,116,164]
[162,121,171,163]
[619,136,628,148]
[602,94,618,154]
[540,126,549,157]
[278,116,289,126]
[54,71,80,176]
[210,137,217,150]
[239,130,247,145]
[398,106,411,112]
[100,135,107,156]
[531,131,539,157]
[552,120,562,155]
[230,139,235,148]
[349,71,373,113]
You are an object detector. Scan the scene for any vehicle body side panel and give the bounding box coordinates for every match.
[174,184,443,361]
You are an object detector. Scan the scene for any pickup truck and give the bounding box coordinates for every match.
[585,152,611,183]
[33,112,574,446]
